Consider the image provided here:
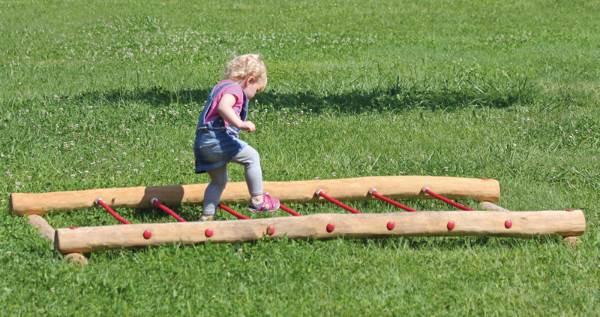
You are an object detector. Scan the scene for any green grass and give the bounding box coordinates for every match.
[1,0,599,315]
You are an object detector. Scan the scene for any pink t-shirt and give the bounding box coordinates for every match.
[204,80,246,125]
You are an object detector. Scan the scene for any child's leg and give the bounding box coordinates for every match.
[230,145,279,212]
[230,145,263,201]
[202,165,228,216]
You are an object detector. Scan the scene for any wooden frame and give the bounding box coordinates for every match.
[55,210,585,254]
[8,176,586,264]
[10,176,500,216]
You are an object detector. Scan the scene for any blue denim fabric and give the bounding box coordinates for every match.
[194,128,247,173]
[193,82,250,173]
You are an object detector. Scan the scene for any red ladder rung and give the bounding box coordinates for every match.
[316,190,361,214]
[219,203,250,219]
[369,189,416,212]
[422,187,473,211]
[280,203,301,216]
[95,198,131,224]
[151,198,187,222]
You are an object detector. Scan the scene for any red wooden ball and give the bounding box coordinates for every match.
[386,221,395,231]
[447,221,456,231]
[326,223,335,233]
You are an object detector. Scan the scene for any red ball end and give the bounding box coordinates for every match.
[143,230,152,240]
[447,221,455,231]
[504,219,512,229]
[205,228,214,238]
[386,221,395,231]
[266,225,276,236]
[326,223,335,233]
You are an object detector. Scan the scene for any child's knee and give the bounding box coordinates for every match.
[208,168,228,187]
[234,146,261,166]
[247,147,260,163]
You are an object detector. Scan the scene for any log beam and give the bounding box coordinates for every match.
[479,201,509,211]
[55,210,585,254]
[27,215,88,264]
[63,253,89,266]
[10,176,500,216]
[27,215,55,243]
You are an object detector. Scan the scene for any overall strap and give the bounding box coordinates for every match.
[239,93,249,121]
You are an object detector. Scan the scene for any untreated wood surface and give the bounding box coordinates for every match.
[10,176,500,216]
[479,201,509,211]
[27,215,55,243]
[55,210,585,254]
[63,253,88,266]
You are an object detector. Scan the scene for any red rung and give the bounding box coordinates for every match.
[369,189,416,212]
[151,198,187,222]
[95,198,131,224]
[422,187,473,211]
[219,203,250,220]
[280,203,301,216]
[316,190,361,214]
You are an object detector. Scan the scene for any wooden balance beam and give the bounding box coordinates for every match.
[10,176,500,216]
[55,210,585,254]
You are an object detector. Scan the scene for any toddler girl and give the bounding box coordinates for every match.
[194,54,279,221]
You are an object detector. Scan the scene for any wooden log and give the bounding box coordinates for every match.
[562,209,583,247]
[11,176,500,216]
[479,201,509,211]
[27,215,55,243]
[63,253,89,266]
[26,215,88,261]
[55,210,585,254]
[562,236,580,247]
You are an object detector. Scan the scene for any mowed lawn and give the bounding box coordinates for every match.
[1,1,598,315]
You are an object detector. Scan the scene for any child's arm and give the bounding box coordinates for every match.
[217,94,255,132]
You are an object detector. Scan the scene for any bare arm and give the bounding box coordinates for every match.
[217,94,255,132]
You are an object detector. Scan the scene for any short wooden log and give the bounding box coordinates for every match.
[562,236,580,247]
[11,176,500,216]
[63,253,89,266]
[55,210,585,254]
[479,201,509,212]
[27,215,55,243]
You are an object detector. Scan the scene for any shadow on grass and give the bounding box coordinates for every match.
[65,74,535,113]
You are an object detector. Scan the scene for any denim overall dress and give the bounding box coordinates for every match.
[194,82,249,173]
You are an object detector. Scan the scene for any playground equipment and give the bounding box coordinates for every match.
[9,176,586,265]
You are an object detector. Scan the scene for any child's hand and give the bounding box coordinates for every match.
[241,121,256,132]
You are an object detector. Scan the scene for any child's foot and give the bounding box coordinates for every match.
[248,193,280,213]
[199,215,215,221]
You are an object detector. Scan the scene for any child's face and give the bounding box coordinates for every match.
[243,76,267,99]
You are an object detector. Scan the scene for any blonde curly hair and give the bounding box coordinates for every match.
[224,54,267,86]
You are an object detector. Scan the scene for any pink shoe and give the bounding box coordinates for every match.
[248,193,280,213]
